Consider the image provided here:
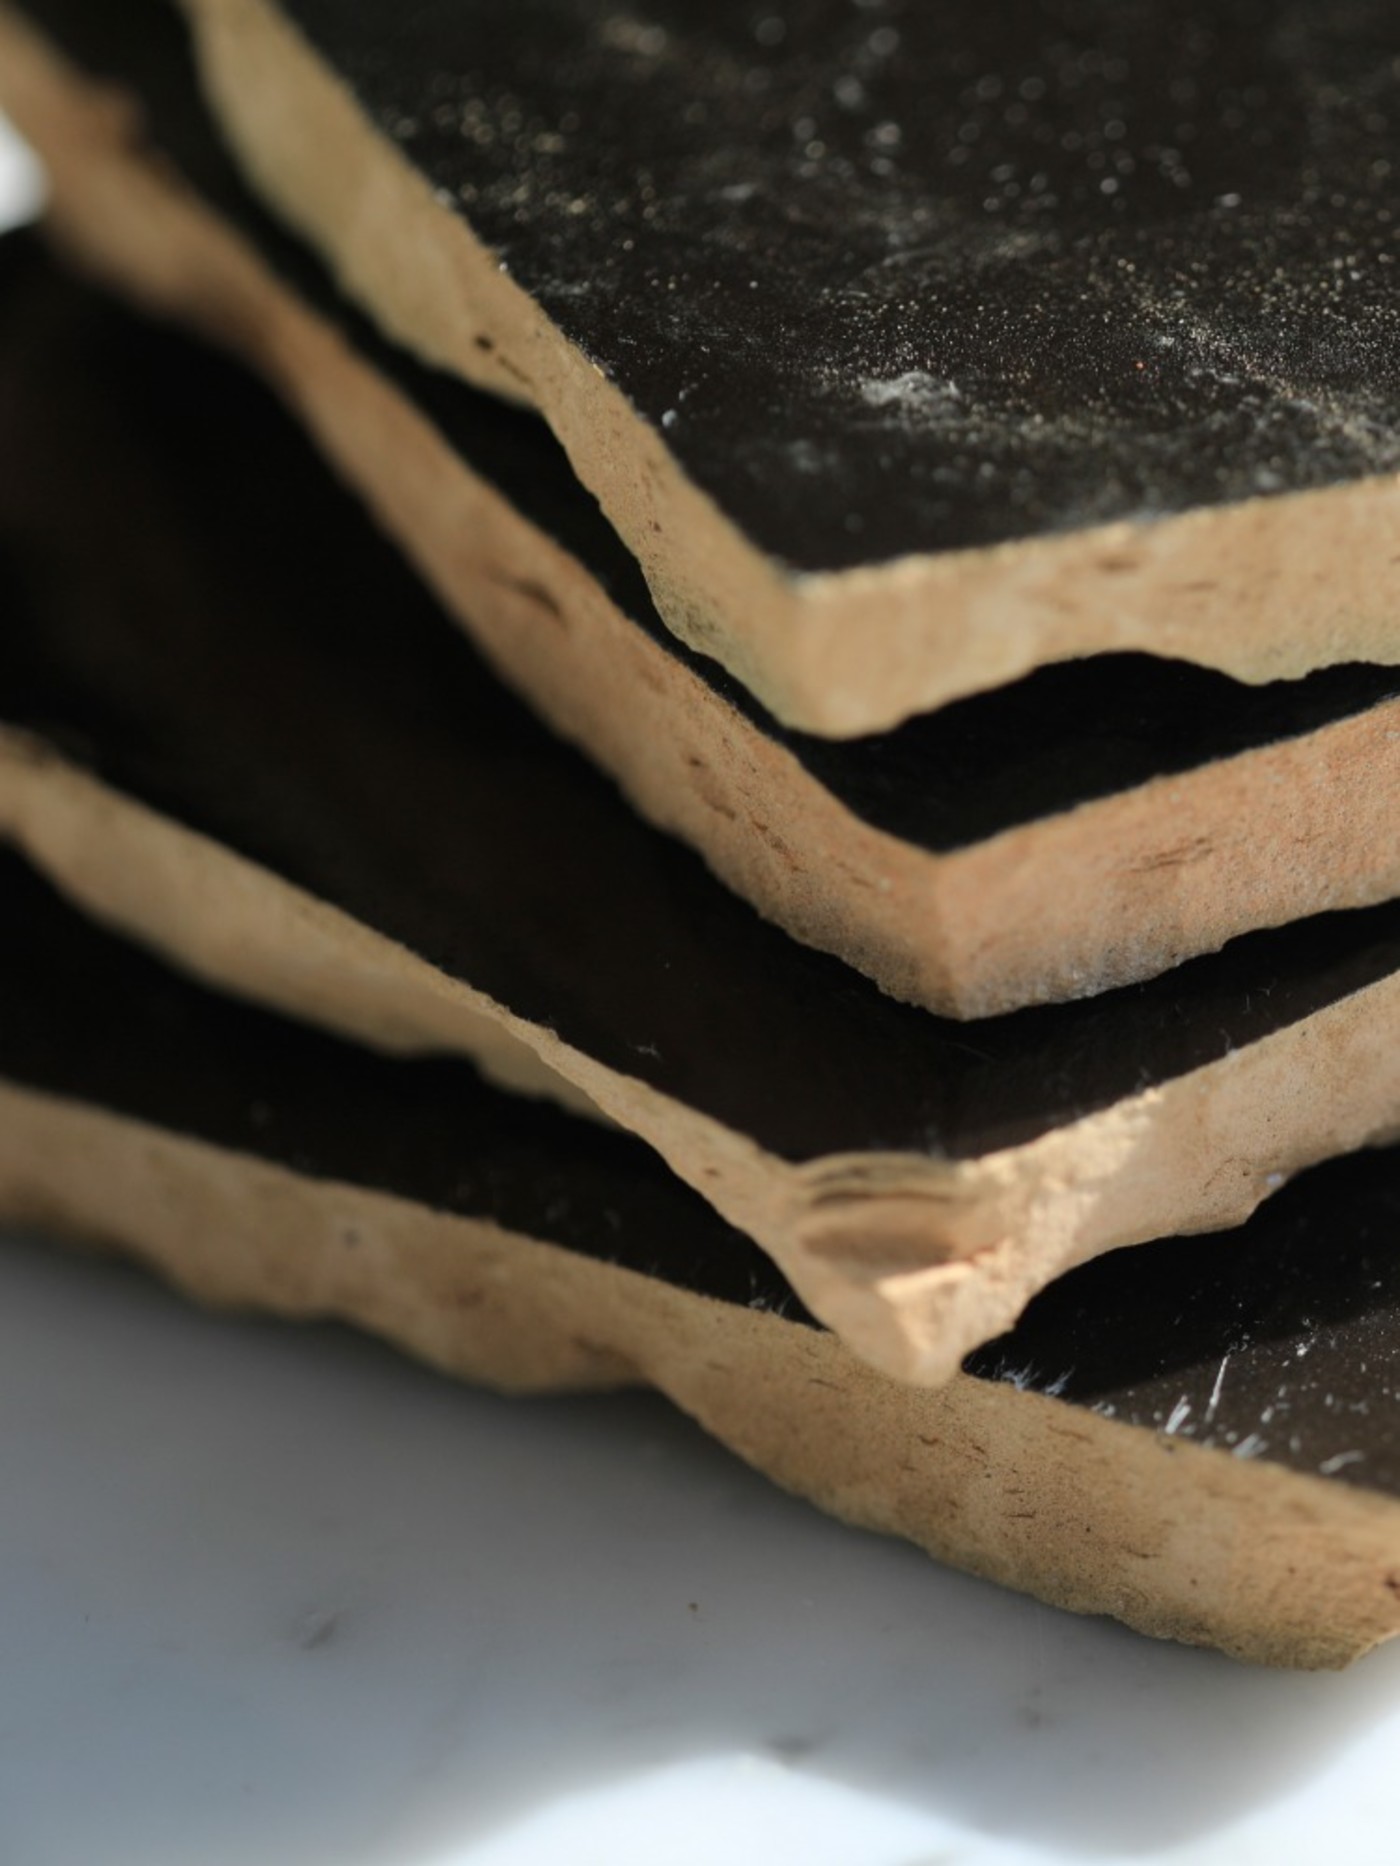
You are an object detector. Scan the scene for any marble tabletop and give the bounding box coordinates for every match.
[3,1228,1400,1866]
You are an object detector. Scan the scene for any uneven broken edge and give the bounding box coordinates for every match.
[8,0,1400,1017]
[17,1086,1400,1672]
[8,236,1400,1384]
[16,726,1400,1388]
[176,0,1400,733]
[4,847,1400,1670]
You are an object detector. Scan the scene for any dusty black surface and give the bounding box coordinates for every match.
[268,0,1400,572]
[8,844,1400,1501]
[5,238,1400,1167]
[22,0,1400,851]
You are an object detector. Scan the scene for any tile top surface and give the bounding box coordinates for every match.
[282,0,1400,570]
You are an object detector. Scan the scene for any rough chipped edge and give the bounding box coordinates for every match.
[8,728,1400,1386]
[7,4,1400,1019]
[173,0,1400,735]
[4,1073,1400,1668]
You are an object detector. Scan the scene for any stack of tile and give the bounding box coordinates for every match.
[3,0,1400,1667]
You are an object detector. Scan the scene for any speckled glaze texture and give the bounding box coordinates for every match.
[10,840,1400,1504]
[278,0,1400,571]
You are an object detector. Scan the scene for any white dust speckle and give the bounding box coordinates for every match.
[859,370,962,420]
[1318,1449,1365,1476]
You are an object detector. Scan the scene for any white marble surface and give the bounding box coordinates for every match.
[5,114,1400,1866]
[3,1230,1400,1866]
[0,110,44,231]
